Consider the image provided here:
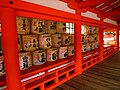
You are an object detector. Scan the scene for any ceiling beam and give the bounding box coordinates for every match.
[103,7,120,16]
[78,0,107,8]
[103,7,120,23]
[96,0,115,11]
[102,1,120,12]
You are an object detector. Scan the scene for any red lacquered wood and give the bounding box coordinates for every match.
[20,56,74,79]
[0,75,6,87]
[116,28,119,50]
[21,59,75,85]
[0,0,80,21]
[0,0,119,89]
[78,0,106,9]
[16,10,78,23]
[0,8,21,90]
[82,58,100,71]
[74,10,82,74]
[99,18,104,61]
[45,72,77,90]
[96,0,116,12]
[81,16,102,25]
[104,22,118,29]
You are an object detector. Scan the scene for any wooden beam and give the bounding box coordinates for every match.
[103,8,120,16]
[103,2,120,12]
[80,7,102,15]
[117,19,120,25]
[78,0,107,8]
[96,0,116,11]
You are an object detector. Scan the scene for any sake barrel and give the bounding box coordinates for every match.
[61,34,71,45]
[45,20,56,34]
[22,35,38,51]
[39,34,52,49]
[47,48,58,61]
[51,34,61,47]
[58,46,68,59]
[68,45,74,56]
[19,52,32,70]
[56,22,66,33]
[16,16,30,34]
[31,18,45,34]
[33,50,46,65]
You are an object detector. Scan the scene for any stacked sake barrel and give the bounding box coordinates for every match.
[82,25,98,53]
[16,16,74,71]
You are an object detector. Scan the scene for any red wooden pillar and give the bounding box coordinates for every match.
[0,8,21,90]
[74,10,82,74]
[99,18,104,61]
[116,27,119,50]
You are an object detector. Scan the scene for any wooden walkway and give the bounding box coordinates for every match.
[54,51,120,90]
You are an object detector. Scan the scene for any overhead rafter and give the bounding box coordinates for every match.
[103,2,120,12]
[103,7,120,24]
[103,7,120,16]
[78,0,107,8]
[95,0,116,11]
[60,0,120,22]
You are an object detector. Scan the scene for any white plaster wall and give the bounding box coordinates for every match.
[22,0,75,14]
[104,18,117,25]
[81,11,100,21]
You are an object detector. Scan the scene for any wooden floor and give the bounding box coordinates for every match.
[54,51,120,90]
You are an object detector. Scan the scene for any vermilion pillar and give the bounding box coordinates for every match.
[74,10,82,74]
[74,21,82,74]
[0,8,21,90]
[99,17,104,61]
[116,27,119,50]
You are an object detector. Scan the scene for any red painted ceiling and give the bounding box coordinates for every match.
[61,0,120,24]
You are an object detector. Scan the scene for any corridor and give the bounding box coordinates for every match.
[54,51,120,90]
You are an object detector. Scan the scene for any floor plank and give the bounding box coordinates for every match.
[58,83,77,90]
[81,74,120,90]
[53,87,63,90]
[54,51,120,90]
